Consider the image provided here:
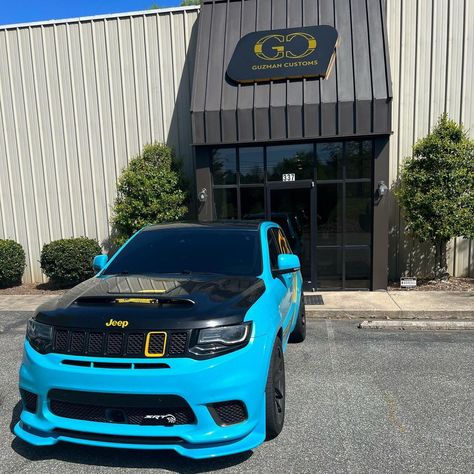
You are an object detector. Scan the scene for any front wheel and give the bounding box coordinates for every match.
[265,336,285,440]
[289,295,306,343]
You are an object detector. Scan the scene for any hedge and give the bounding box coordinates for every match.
[0,239,26,288]
[40,237,102,287]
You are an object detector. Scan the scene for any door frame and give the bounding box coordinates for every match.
[266,180,316,289]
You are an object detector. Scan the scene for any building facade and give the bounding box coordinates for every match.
[0,0,472,285]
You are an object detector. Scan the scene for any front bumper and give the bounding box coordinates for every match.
[16,336,271,459]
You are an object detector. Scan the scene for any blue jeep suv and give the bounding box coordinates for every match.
[15,221,306,458]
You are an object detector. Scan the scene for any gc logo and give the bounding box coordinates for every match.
[254,32,317,60]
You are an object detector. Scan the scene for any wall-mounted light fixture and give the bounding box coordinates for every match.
[198,188,208,203]
[377,181,388,198]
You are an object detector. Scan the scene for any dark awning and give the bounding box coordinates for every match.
[191,0,392,146]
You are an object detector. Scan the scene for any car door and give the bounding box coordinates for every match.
[267,228,294,341]
[273,228,299,337]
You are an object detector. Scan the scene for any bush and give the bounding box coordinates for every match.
[111,142,188,246]
[396,114,474,278]
[0,239,26,288]
[40,238,102,287]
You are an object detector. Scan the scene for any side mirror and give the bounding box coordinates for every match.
[92,254,108,273]
[274,254,300,275]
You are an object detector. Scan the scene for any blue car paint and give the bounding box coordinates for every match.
[15,222,303,459]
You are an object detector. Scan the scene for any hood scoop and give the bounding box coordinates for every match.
[74,294,195,307]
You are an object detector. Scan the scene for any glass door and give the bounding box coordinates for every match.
[267,181,313,286]
[315,141,373,290]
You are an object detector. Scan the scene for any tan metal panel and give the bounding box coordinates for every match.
[0,9,198,282]
[387,0,474,278]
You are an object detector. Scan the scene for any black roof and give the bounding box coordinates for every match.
[143,220,264,232]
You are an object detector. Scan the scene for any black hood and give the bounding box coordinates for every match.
[35,275,265,330]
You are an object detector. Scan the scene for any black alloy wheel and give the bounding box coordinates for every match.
[265,336,285,439]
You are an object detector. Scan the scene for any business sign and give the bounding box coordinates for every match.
[227,25,338,84]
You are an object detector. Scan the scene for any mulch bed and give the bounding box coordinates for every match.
[388,277,474,292]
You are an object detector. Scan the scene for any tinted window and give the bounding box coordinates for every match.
[104,229,262,277]
[267,230,279,270]
[274,229,292,255]
[241,187,265,217]
[239,147,264,184]
[316,142,343,180]
[267,144,313,181]
[211,148,237,185]
[214,188,238,219]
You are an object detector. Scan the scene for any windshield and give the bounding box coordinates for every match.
[103,228,262,277]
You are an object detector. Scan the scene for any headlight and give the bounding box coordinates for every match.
[26,319,53,354]
[189,323,252,358]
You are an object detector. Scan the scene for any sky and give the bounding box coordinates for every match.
[0,0,184,26]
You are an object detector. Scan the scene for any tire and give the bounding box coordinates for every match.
[265,336,285,440]
[289,295,306,343]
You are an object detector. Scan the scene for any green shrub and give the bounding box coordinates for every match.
[111,142,188,246]
[396,113,474,278]
[0,239,26,288]
[40,238,102,287]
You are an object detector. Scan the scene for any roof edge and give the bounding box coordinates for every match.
[0,5,200,30]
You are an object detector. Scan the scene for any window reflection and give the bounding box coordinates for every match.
[239,147,264,184]
[346,140,372,179]
[267,144,313,181]
[345,248,371,289]
[316,183,343,246]
[213,188,237,219]
[211,148,237,185]
[316,142,343,180]
[241,187,265,217]
[316,247,342,289]
[345,182,372,245]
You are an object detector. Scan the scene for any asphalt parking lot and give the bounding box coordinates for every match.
[1,312,472,473]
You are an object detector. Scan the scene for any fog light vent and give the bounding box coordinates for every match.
[208,400,247,426]
[20,389,38,413]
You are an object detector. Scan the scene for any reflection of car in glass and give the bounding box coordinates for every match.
[15,222,306,459]
[244,213,302,256]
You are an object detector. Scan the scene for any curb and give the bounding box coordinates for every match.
[358,320,474,330]
[305,308,474,320]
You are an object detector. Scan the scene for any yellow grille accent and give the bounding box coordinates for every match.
[144,331,167,357]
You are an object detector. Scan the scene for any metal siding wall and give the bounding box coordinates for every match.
[0,8,199,283]
[387,0,474,279]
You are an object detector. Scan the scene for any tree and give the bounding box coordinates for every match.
[180,0,201,5]
[111,143,188,247]
[396,114,474,279]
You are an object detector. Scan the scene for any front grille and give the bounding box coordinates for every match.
[70,331,86,353]
[146,332,166,356]
[20,389,38,413]
[209,401,247,426]
[48,390,196,425]
[168,332,187,355]
[106,333,124,355]
[88,332,104,354]
[51,328,188,358]
[126,333,144,355]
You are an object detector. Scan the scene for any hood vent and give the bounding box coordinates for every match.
[74,295,195,307]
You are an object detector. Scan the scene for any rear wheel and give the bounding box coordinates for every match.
[289,295,306,343]
[265,336,285,440]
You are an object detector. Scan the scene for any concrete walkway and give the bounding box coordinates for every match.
[305,291,474,319]
[0,291,472,319]
[0,295,58,312]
